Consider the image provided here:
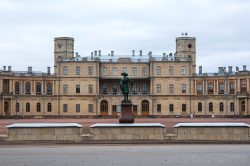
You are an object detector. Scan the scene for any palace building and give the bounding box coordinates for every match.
[0,36,249,118]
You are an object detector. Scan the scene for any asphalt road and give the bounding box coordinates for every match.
[0,145,249,166]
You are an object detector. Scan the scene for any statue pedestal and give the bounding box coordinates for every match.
[119,100,134,123]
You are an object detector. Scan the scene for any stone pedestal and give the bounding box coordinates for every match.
[119,100,134,123]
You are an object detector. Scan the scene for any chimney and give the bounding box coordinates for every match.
[218,67,224,74]
[91,52,93,56]
[28,66,32,73]
[199,66,202,75]
[132,50,135,56]
[139,50,142,56]
[243,65,247,71]
[163,53,166,57]
[94,50,97,56]
[3,66,6,71]
[47,67,51,74]
[111,51,114,56]
[228,66,233,73]
[223,67,226,73]
[8,66,11,71]
[236,66,239,72]
[98,50,101,56]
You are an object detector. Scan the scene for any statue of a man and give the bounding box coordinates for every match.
[120,72,133,101]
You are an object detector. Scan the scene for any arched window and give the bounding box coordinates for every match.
[47,83,52,94]
[209,102,213,112]
[220,102,224,112]
[25,82,31,94]
[36,82,42,94]
[37,103,41,112]
[198,102,202,112]
[15,82,20,94]
[230,102,234,112]
[142,100,149,115]
[47,103,52,112]
[26,102,30,112]
[16,102,19,112]
[100,100,108,116]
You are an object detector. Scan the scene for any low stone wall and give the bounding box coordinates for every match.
[6,123,82,143]
[91,123,165,141]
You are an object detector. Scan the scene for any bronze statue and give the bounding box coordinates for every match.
[120,72,133,101]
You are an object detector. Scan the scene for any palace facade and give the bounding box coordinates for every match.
[0,36,249,118]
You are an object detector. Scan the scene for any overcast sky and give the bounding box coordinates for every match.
[0,0,250,73]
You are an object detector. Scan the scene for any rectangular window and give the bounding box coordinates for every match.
[122,67,127,73]
[182,104,186,112]
[112,85,118,94]
[182,84,186,93]
[76,104,80,112]
[240,79,247,92]
[220,102,224,112]
[63,84,68,94]
[229,82,235,94]
[157,84,161,93]
[181,66,186,75]
[208,82,214,94]
[209,103,213,112]
[88,66,93,75]
[156,66,161,75]
[76,84,80,93]
[102,84,108,94]
[113,67,117,76]
[142,83,147,94]
[112,105,117,113]
[132,83,137,94]
[88,104,93,112]
[197,83,203,94]
[63,66,68,75]
[102,67,108,76]
[198,103,202,112]
[88,85,93,94]
[169,66,174,75]
[169,84,174,93]
[157,104,161,112]
[169,104,174,112]
[142,67,147,76]
[132,67,137,76]
[76,66,80,75]
[63,104,68,112]
[230,102,235,112]
[219,82,225,94]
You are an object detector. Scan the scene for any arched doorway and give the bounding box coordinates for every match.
[240,101,246,115]
[4,101,10,116]
[141,100,149,116]
[100,100,108,116]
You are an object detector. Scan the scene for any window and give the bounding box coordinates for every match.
[88,104,93,112]
[113,67,117,76]
[142,83,147,94]
[25,82,31,94]
[132,67,137,76]
[88,66,93,75]
[198,102,202,112]
[229,82,235,94]
[132,83,137,94]
[102,67,108,76]
[219,82,224,94]
[169,84,174,93]
[169,104,174,112]
[209,102,213,112]
[112,85,118,94]
[102,84,108,94]
[37,103,41,112]
[36,82,42,94]
[16,102,19,112]
[76,66,80,75]
[169,66,174,75]
[63,84,68,94]
[15,82,20,94]
[112,105,117,113]
[76,104,80,112]
[208,82,213,94]
[157,84,161,93]
[220,102,224,112]
[47,103,52,112]
[63,104,68,112]
[240,79,247,92]
[182,104,186,112]
[157,104,161,112]
[88,85,93,94]
[76,84,80,93]
[63,66,68,75]
[122,67,127,73]
[182,84,186,93]
[230,102,234,112]
[26,102,30,112]
[197,82,203,94]
[142,100,149,113]
[142,67,147,76]
[156,66,161,75]
[181,66,186,75]
[133,105,138,115]
[47,83,52,94]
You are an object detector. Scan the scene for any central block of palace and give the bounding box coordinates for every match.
[91,123,165,141]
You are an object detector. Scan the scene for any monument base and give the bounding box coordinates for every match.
[119,100,134,123]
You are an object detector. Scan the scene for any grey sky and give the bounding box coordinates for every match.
[0,0,249,73]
